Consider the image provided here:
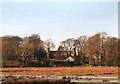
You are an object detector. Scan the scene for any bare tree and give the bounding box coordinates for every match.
[44,39,55,58]
[18,34,44,67]
[85,33,101,66]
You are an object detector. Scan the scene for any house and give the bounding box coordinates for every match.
[65,56,74,66]
[49,51,57,58]
[65,56,74,62]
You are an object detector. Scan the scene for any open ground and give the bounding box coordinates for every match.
[0,66,119,83]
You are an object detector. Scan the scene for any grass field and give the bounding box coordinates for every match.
[0,66,119,83]
[1,66,118,77]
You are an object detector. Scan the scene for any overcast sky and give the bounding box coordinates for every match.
[0,1,118,49]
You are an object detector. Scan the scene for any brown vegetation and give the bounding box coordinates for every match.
[1,67,118,77]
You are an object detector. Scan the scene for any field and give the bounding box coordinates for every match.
[0,66,119,83]
[1,66,118,76]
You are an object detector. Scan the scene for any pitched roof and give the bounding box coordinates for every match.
[65,56,74,62]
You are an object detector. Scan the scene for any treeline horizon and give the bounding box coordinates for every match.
[1,32,120,67]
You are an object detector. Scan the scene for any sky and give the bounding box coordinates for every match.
[0,1,118,49]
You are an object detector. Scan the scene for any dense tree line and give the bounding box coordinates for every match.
[56,32,119,66]
[1,32,119,67]
[2,34,47,67]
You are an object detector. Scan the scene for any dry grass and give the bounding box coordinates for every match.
[0,66,118,77]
